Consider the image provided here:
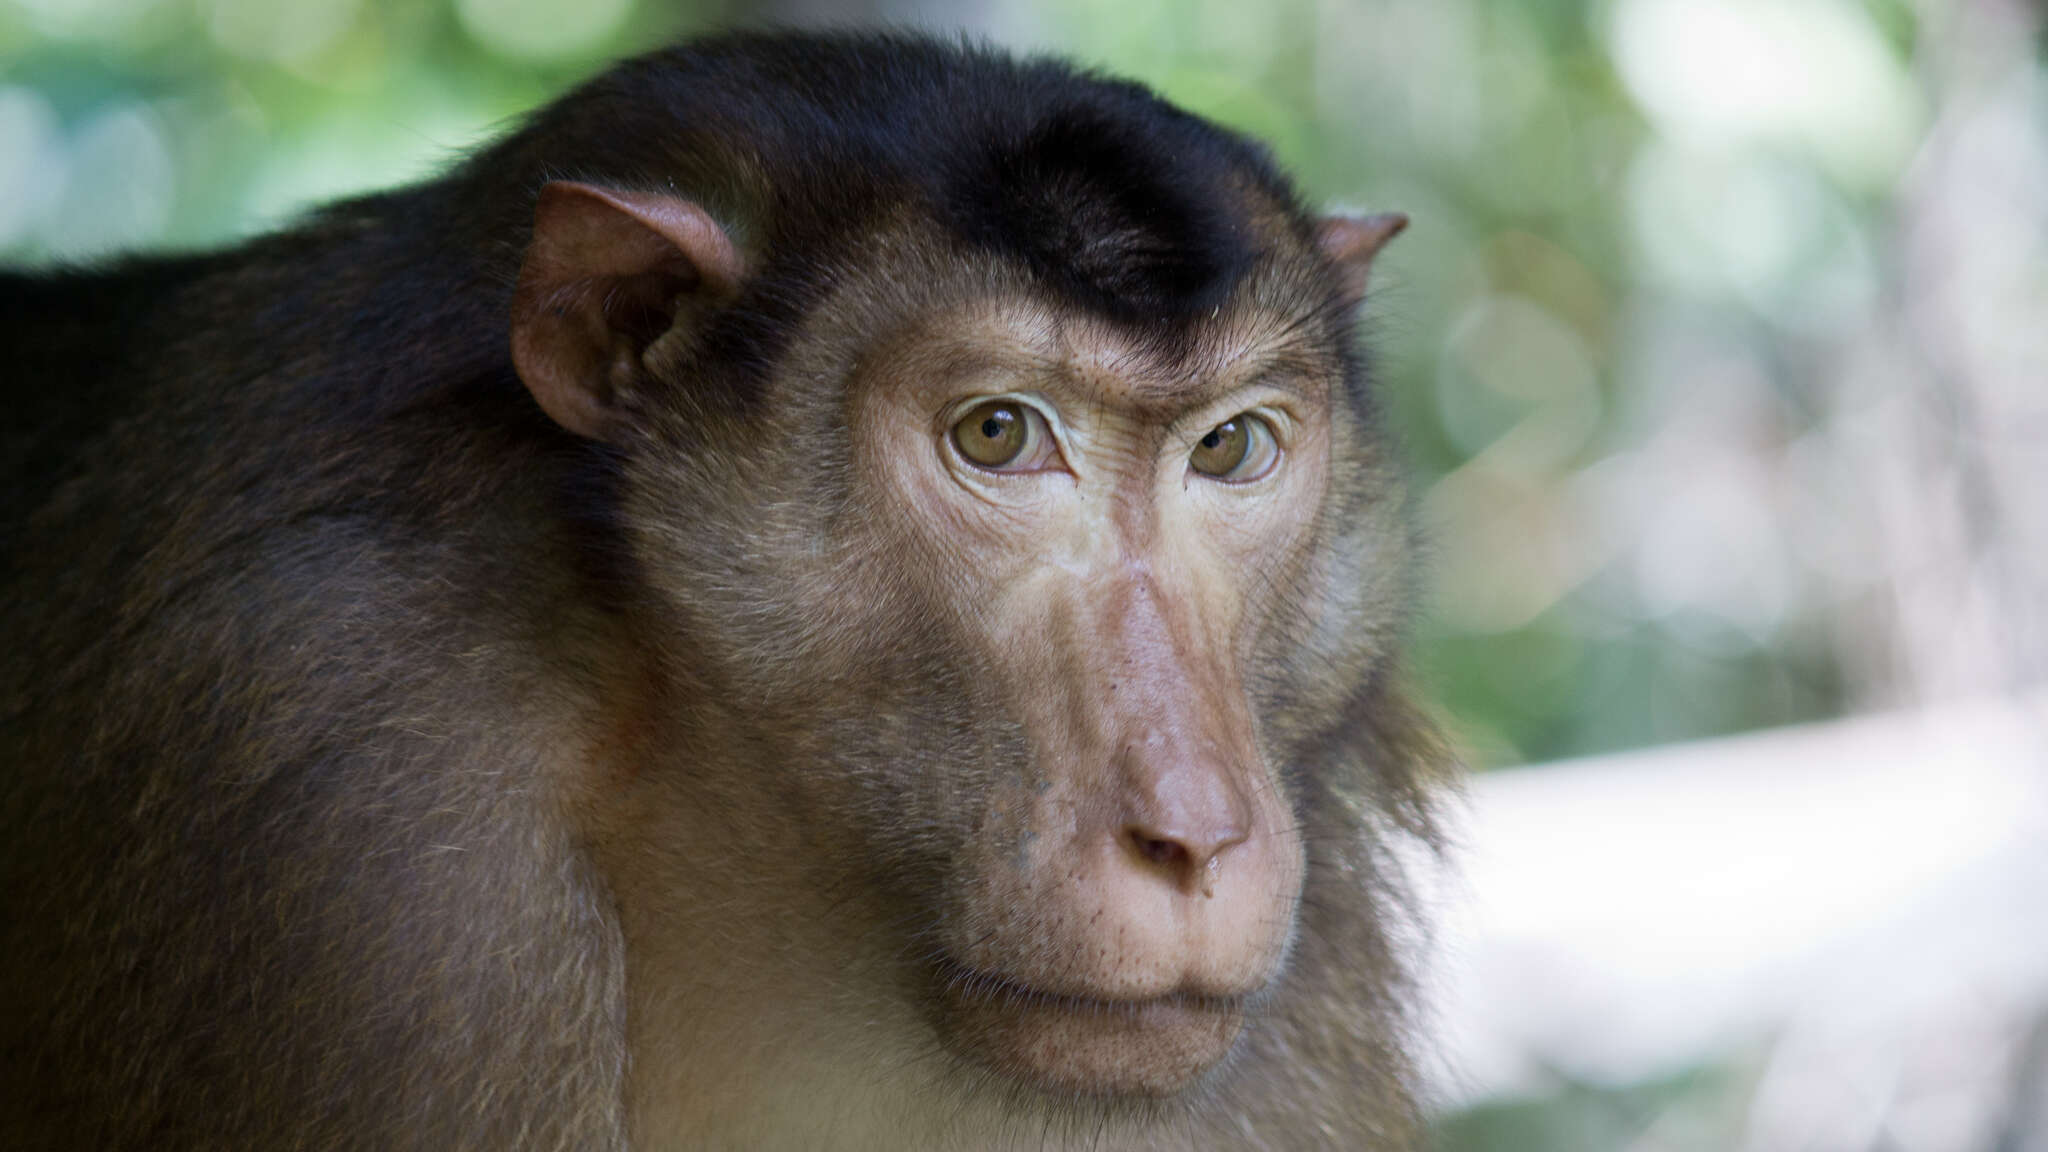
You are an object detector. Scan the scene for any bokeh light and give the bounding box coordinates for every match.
[455,0,636,61]
[3,0,2043,1147]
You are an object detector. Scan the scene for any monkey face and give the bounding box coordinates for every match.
[838,296,1333,1096]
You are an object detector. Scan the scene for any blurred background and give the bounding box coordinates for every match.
[3,0,2043,1146]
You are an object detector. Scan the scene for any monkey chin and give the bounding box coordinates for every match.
[933,965,1252,1099]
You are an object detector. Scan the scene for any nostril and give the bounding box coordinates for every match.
[1128,827,1191,869]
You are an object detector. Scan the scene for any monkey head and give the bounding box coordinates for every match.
[507,37,1421,1119]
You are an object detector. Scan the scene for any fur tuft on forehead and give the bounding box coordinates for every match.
[940,101,1263,324]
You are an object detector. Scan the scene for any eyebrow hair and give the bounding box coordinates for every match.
[890,294,1337,418]
[1104,327,1338,414]
[1234,365,1331,407]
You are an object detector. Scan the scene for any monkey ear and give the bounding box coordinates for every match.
[511,181,744,440]
[1315,212,1407,307]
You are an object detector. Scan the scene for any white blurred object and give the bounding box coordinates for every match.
[1417,691,2048,1149]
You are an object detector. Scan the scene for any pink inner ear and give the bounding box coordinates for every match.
[1315,213,1408,302]
[604,192,744,297]
[509,182,744,441]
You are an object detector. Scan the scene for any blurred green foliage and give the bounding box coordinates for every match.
[0,0,717,250]
[1432,1060,1757,1152]
[0,0,1999,771]
[9,3,2044,1147]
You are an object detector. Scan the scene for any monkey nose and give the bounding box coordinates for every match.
[1112,724,1258,896]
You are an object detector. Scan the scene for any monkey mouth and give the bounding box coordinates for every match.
[930,958,1253,1098]
[937,960,1249,1016]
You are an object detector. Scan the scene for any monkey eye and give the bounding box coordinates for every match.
[1189,412,1280,482]
[949,399,1059,472]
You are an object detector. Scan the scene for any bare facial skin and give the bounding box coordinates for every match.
[1,32,1443,1152]
[857,302,1326,1095]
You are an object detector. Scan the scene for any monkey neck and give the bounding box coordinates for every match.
[588,709,938,1148]
[581,655,1147,1150]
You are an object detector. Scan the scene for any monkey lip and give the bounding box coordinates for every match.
[931,959,1255,1097]
[939,961,1251,1016]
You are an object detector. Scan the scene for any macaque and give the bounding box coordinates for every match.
[0,31,1444,1151]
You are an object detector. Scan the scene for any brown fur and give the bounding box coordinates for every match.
[1,31,1447,1151]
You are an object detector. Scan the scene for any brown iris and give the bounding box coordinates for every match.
[1190,418,1249,476]
[951,401,1029,468]
[1189,413,1279,481]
